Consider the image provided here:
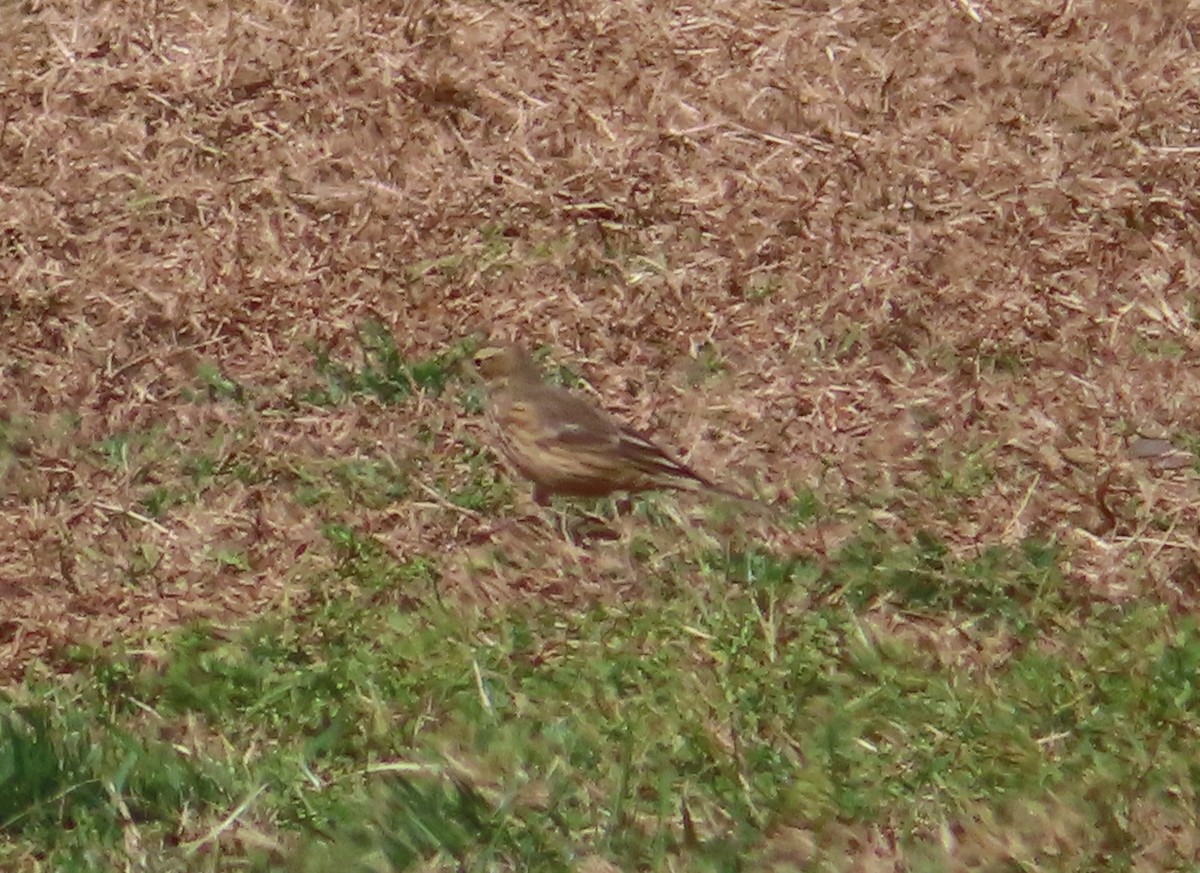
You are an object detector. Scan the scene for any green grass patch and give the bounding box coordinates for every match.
[6,538,1200,870]
[189,360,246,403]
[445,444,514,512]
[304,322,470,407]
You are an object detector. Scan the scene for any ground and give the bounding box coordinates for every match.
[2,0,1200,870]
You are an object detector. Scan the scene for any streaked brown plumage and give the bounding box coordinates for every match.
[472,343,752,505]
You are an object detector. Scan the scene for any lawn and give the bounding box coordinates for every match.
[2,0,1200,869]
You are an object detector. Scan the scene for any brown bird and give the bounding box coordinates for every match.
[472,342,755,506]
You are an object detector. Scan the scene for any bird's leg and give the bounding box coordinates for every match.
[567,514,621,542]
[521,486,576,539]
[560,496,622,542]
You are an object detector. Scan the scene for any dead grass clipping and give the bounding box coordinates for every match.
[2,0,1199,675]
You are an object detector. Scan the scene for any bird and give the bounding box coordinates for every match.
[471,342,757,506]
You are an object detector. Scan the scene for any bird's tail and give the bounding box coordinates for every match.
[616,429,770,508]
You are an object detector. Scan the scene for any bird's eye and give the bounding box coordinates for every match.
[471,349,499,375]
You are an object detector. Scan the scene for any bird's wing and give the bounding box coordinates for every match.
[613,427,713,485]
[538,387,714,484]
[529,387,625,450]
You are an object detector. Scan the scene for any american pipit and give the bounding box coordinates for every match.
[472,343,755,506]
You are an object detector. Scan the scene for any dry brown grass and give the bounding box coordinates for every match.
[3,0,1199,681]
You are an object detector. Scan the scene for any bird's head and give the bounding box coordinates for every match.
[471,342,541,387]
